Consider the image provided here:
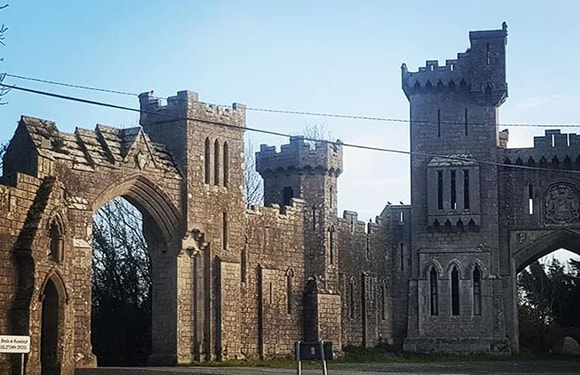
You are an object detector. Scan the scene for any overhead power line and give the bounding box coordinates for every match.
[3,82,580,176]
[4,72,580,129]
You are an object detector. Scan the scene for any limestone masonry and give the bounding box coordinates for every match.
[2,24,580,374]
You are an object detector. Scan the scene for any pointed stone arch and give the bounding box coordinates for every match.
[513,229,580,273]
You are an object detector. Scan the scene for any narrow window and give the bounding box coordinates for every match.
[486,42,491,65]
[312,205,316,230]
[223,141,229,188]
[349,279,355,319]
[430,267,438,316]
[49,219,64,262]
[329,227,335,265]
[204,138,211,184]
[365,236,371,261]
[450,170,457,210]
[463,170,470,210]
[437,109,441,137]
[437,170,443,210]
[451,266,460,316]
[286,268,294,314]
[269,282,273,304]
[399,211,404,222]
[528,183,534,215]
[329,186,333,208]
[400,243,404,271]
[473,266,482,316]
[380,283,386,320]
[214,140,220,186]
[241,247,247,282]
[222,212,228,249]
[282,186,294,206]
[464,108,468,136]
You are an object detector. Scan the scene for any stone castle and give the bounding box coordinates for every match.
[2,23,580,374]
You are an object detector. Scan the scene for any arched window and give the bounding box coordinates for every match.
[48,217,64,262]
[204,138,211,184]
[349,278,356,319]
[286,268,294,314]
[221,212,228,249]
[451,266,460,316]
[223,141,229,188]
[214,140,220,186]
[473,266,482,316]
[430,267,438,316]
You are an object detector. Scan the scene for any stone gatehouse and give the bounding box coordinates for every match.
[1,23,580,374]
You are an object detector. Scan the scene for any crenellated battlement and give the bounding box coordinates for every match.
[402,23,508,106]
[256,136,343,177]
[246,197,305,218]
[502,129,580,169]
[139,90,246,127]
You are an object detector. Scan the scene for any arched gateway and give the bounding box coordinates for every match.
[0,23,577,375]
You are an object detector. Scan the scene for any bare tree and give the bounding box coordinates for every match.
[302,122,333,145]
[0,4,9,102]
[244,138,263,206]
[92,197,151,365]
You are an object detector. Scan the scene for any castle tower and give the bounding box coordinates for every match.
[256,137,343,345]
[256,136,343,286]
[139,91,247,361]
[401,24,512,352]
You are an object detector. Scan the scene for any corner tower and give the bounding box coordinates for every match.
[402,24,511,353]
[256,137,343,287]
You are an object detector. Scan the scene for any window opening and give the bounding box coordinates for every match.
[400,243,404,271]
[223,142,229,188]
[222,212,228,249]
[430,267,438,316]
[49,219,64,262]
[282,186,294,206]
[451,266,460,316]
[366,236,371,261]
[463,170,470,210]
[485,43,491,65]
[214,140,220,186]
[473,266,482,316]
[204,138,211,184]
[437,170,443,210]
[286,268,294,314]
[269,282,273,305]
[437,109,441,137]
[380,283,386,320]
[464,108,468,136]
[312,205,316,230]
[399,211,404,222]
[528,183,534,215]
[450,170,457,210]
[329,227,335,265]
[349,279,355,319]
[329,186,333,208]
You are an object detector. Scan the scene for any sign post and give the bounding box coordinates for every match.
[0,335,31,375]
[295,340,333,375]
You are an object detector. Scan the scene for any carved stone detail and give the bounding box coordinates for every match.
[544,183,580,224]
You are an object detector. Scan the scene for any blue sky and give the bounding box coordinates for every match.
[2,1,580,260]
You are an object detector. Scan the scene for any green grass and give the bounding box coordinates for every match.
[180,349,580,368]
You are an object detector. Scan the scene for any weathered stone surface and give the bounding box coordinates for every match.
[554,336,580,356]
[1,23,579,375]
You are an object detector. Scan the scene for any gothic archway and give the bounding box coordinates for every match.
[91,176,183,366]
[40,273,67,375]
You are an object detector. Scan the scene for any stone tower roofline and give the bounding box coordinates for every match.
[256,136,343,177]
[401,22,508,106]
[138,90,246,127]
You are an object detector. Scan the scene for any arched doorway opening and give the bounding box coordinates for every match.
[515,231,580,353]
[40,275,66,375]
[91,197,151,366]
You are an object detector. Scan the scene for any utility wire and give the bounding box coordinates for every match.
[3,82,580,176]
[4,72,580,129]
